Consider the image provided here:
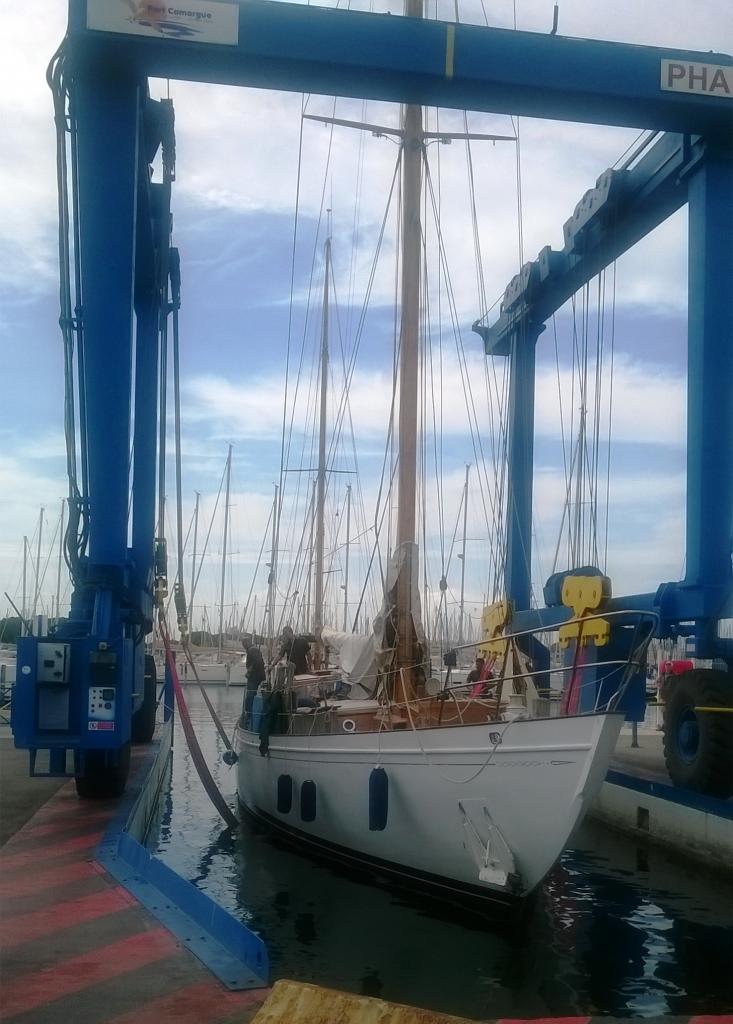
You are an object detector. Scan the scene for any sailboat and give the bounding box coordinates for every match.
[234,1,647,905]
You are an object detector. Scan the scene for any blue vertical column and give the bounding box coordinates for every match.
[132,298,159,612]
[505,328,539,612]
[74,71,140,572]
[685,147,733,653]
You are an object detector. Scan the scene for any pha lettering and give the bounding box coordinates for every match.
[666,63,686,87]
[664,60,732,96]
[710,69,731,94]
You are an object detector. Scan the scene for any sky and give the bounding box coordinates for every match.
[0,0,731,640]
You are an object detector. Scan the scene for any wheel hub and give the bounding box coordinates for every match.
[676,706,700,763]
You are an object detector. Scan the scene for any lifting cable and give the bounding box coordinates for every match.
[160,247,238,831]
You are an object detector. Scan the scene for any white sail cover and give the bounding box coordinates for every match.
[320,627,377,699]
[322,542,427,699]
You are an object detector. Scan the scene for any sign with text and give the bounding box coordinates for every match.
[661,60,732,98]
[87,0,240,46]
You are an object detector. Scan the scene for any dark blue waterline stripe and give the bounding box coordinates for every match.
[605,769,733,820]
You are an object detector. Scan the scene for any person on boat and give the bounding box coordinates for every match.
[466,656,493,697]
[466,656,485,686]
[271,625,312,676]
[241,638,266,727]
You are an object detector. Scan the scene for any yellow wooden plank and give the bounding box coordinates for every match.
[252,979,483,1024]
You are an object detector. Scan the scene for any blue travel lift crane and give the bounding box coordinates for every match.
[12,0,733,798]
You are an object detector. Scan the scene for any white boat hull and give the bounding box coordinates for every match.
[234,711,623,901]
[177,659,248,685]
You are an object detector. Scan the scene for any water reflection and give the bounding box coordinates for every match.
[152,686,733,1019]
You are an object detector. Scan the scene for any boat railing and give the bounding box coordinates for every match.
[406,606,659,720]
[250,607,658,734]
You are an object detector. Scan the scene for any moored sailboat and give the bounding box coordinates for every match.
[235,0,650,904]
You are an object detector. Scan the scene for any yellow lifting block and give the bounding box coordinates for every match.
[479,598,511,658]
[252,979,479,1024]
[558,574,610,649]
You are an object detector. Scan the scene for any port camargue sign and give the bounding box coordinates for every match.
[87,0,239,45]
[661,60,732,98]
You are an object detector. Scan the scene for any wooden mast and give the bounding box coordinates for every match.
[314,236,330,636]
[394,0,423,702]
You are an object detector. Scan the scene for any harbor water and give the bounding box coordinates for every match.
[151,685,733,1019]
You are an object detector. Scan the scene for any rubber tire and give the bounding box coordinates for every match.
[131,655,158,744]
[75,742,131,799]
[662,669,733,798]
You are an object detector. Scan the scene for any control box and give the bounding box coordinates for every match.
[36,642,71,732]
[37,643,70,684]
[87,649,118,731]
[88,686,117,722]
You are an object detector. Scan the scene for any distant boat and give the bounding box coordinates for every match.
[183,651,247,686]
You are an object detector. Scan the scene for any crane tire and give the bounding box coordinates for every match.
[662,669,733,798]
[132,655,158,744]
[75,742,131,799]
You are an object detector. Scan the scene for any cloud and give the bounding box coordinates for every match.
[183,344,686,449]
[0,4,66,293]
[0,0,720,626]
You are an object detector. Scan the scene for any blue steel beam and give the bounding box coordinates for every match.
[505,330,540,611]
[475,132,732,654]
[132,299,159,610]
[68,1,733,135]
[74,69,140,571]
[476,133,708,356]
[685,146,733,634]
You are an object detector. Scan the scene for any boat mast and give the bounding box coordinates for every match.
[31,507,44,626]
[266,483,279,657]
[395,0,423,700]
[458,463,470,646]
[314,235,331,636]
[306,478,316,629]
[22,535,28,636]
[55,498,65,623]
[190,490,200,634]
[342,483,351,631]
[217,444,232,660]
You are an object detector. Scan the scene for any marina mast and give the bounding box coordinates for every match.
[190,490,200,633]
[55,498,65,623]
[314,236,331,635]
[458,464,470,646]
[342,483,351,632]
[217,444,232,659]
[394,0,424,701]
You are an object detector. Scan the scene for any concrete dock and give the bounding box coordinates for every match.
[591,727,733,871]
[0,723,270,1023]
[2,716,732,1023]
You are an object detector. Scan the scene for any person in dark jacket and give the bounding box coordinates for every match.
[466,657,485,685]
[242,638,266,727]
[270,625,312,675]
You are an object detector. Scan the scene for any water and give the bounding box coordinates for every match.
[151,686,733,1019]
